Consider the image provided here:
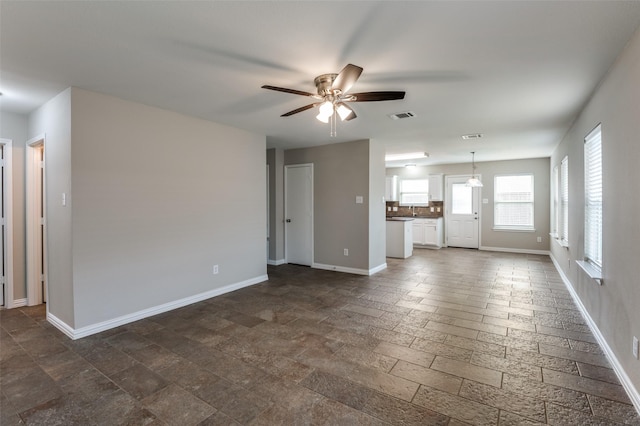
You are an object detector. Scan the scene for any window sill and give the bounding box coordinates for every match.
[492,227,535,233]
[554,238,569,248]
[576,260,603,285]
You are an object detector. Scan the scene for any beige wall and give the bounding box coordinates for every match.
[29,89,74,326]
[551,25,640,399]
[266,147,285,263]
[0,111,28,302]
[28,87,267,332]
[285,139,385,272]
[388,157,551,252]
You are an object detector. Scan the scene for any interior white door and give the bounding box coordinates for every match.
[285,164,313,266]
[446,176,480,248]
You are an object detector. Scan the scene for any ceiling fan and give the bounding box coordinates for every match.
[262,64,405,136]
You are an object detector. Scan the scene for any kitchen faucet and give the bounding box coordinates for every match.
[412,205,416,216]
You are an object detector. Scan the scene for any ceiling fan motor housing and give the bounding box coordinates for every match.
[314,73,338,97]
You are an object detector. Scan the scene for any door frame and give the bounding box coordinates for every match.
[0,138,14,308]
[284,163,314,265]
[444,174,482,248]
[26,135,47,306]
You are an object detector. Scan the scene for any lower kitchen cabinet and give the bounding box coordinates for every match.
[413,218,443,248]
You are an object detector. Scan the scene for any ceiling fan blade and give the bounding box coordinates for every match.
[262,85,317,98]
[350,91,406,102]
[331,64,363,94]
[281,103,318,117]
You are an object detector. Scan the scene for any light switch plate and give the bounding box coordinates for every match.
[356,196,363,204]
[482,198,489,204]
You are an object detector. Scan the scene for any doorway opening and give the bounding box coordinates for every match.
[26,137,47,306]
[0,138,14,308]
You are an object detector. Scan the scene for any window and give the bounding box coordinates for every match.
[559,156,569,245]
[584,124,602,269]
[399,179,429,206]
[451,183,472,214]
[494,174,534,230]
[551,165,559,237]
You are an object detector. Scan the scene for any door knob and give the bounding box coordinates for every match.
[286,219,291,223]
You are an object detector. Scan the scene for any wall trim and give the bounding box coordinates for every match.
[313,262,387,276]
[550,254,640,414]
[267,259,286,266]
[479,246,550,256]
[47,274,269,340]
[7,298,27,309]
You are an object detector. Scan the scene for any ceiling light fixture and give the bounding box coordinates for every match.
[315,99,355,137]
[466,151,483,187]
[385,152,429,162]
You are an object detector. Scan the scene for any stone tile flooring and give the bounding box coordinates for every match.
[1,248,639,425]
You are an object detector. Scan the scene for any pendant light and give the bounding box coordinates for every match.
[466,151,483,187]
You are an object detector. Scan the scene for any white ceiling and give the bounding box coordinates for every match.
[2,1,640,166]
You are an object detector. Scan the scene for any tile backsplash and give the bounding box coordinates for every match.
[386,201,444,218]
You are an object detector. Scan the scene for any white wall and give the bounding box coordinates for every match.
[29,87,267,333]
[0,111,28,302]
[550,25,640,406]
[388,157,551,252]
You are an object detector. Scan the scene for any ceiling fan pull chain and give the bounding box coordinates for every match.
[330,109,337,137]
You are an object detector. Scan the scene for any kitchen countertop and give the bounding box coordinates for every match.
[386,217,415,221]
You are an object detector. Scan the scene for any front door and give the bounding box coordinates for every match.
[284,164,313,266]
[446,176,480,248]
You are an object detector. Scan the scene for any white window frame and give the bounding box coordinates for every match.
[583,124,602,270]
[550,165,559,238]
[493,173,535,231]
[399,178,430,206]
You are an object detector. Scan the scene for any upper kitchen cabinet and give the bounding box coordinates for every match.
[385,175,398,201]
[429,174,443,201]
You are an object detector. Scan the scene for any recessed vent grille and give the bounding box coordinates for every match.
[462,133,483,140]
[389,111,416,120]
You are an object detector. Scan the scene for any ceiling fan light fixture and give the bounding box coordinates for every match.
[336,104,352,121]
[316,112,330,123]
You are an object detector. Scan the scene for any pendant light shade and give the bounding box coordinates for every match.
[466,151,483,187]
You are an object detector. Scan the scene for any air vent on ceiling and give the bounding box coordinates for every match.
[389,111,416,120]
[462,133,483,140]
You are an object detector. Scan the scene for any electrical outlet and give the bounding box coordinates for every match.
[344,248,349,256]
[430,207,434,212]
[213,265,219,275]
[633,336,639,359]
[436,207,441,212]
[537,237,542,243]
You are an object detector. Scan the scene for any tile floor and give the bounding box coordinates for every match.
[1,248,639,425]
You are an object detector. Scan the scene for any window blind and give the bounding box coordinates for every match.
[551,165,559,236]
[560,156,569,243]
[584,125,602,268]
[494,174,534,229]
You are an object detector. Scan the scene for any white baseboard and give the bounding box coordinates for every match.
[313,262,387,276]
[267,258,286,266]
[47,274,269,340]
[480,246,550,256]
[550,254,640,413]
[9,298,28,308]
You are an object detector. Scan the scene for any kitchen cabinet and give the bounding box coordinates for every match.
[412,217,443,248]
[385,175,398,201]
[429,174,444,202]
[386,218,413,258]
